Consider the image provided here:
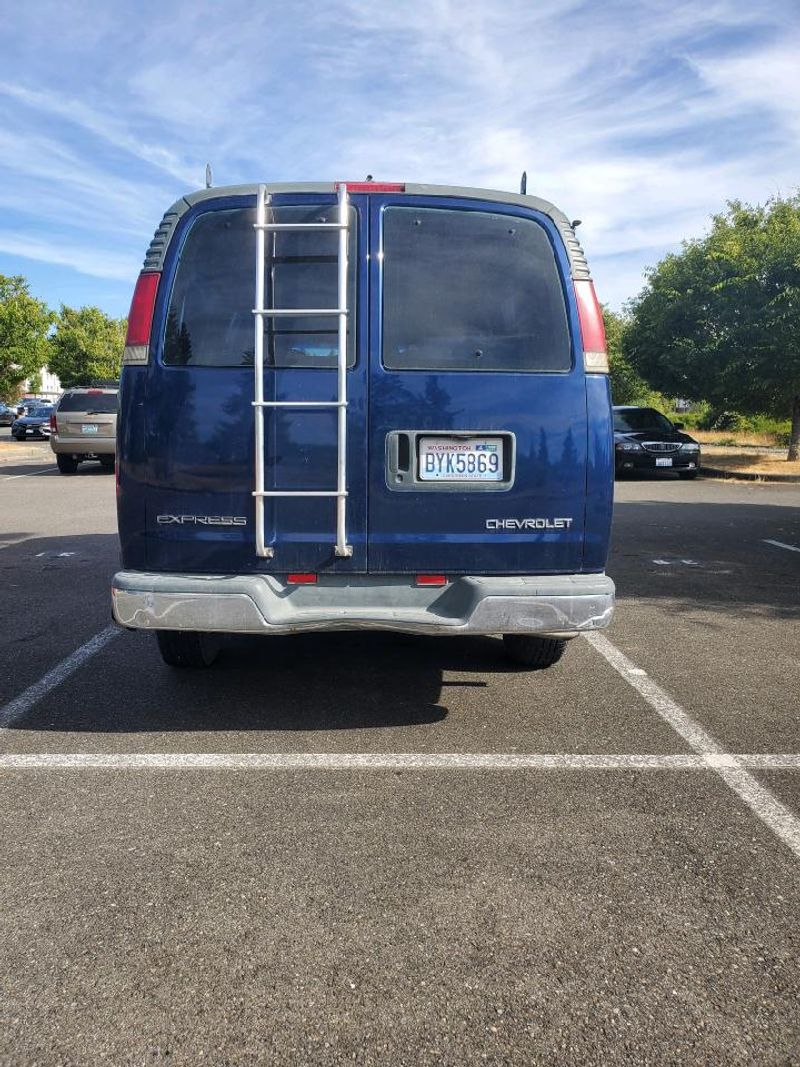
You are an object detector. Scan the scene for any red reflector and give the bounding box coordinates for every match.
[573,278,607,354]
[415,574,447,586]
[86,389,103,394]
[335,182,405,193]
[125,272,160,346]
[287,573,317,585]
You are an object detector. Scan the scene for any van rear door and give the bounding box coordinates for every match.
[367,195,586,575]
[145,193,369,574]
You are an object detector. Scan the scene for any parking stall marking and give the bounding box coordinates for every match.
[1,466,58,481]
[763,538,800,554]
[1,753,800,770]
[2,621,799,861]
[0,625,121,730]
[587,632,800,859]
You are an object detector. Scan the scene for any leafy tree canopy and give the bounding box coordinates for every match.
[0,274,54,401]
[604,306,651,405]
[49,305,126,388]
[623,195,800,457]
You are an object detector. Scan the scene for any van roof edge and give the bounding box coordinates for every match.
[148,184,592,282]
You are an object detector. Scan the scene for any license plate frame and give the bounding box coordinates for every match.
[655,457,673,467]
[418,436,504,482]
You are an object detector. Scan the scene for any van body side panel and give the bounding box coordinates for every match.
[583,373,615,572]
[117,367,149,570]
[140,193,370,575]
[367,196,587,575]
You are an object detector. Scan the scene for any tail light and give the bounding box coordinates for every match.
[123,272,160,366]
[335,182,405,193]
[415,575,447,587]
[287,573,317,585]
[574,279,609,373]
[49,413,56,431]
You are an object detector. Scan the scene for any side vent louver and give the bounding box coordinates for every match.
[143,211,179,272]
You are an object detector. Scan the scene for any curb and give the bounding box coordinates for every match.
[701,465,800,484]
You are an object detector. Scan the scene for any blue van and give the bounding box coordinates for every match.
[113,181,615,668]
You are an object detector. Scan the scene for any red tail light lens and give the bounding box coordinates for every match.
[415,575,447,586]
[49,413,56,431]
[335,182,405,193]
[125,272,160,347]
[573,279,608,372]
[287,573,317,585]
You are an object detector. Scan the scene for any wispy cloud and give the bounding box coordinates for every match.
[0,0,798,312]
[0,232,139,282]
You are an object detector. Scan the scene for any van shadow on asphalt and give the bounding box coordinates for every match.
[10,630,534,734]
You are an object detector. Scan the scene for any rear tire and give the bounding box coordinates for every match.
[56,454,79,474]
[99,455,115,471]
[156,630,219,668]
[502,634,567,669]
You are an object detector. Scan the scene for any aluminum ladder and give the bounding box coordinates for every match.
[252,183,352,559]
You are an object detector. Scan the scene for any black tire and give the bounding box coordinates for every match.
[678,470,698,480]
[502,634,567,669]
[13,431,26,441]
[56,454,79,474]
[156,630,219,668]
[99,455,115,471]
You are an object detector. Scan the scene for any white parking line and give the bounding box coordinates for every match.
[587,632,800,859]
[0,626,121,730]
[763,539,800,554]
[1,467,56,480]
[0,753,799,771]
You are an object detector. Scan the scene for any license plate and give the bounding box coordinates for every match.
[655,457,673,467]
[419,437,503,481]
[81,424,99,434]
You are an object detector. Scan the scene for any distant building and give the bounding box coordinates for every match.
[21,366,61,400]
[40,367,61,399]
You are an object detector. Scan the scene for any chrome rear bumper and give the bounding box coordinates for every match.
[112,572,615,637]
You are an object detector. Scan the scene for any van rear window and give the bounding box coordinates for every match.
[382,207,571,372]
[58,393,118,413]
[163,206,357,369]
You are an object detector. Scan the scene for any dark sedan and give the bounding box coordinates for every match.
[11,405,54,441]
[613,406,701,479]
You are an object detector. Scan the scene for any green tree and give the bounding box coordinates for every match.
[0,275,54,401]
[603,306,651,405]
[49,305,127,388]
[624,196,800,459]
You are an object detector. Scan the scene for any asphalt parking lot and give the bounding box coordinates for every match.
[1,440,799,1066]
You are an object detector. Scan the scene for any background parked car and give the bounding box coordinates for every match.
[0,402,15,426]
[613,405,701,479]
[15,397,49,417]
[50,386,118,473]
[12,405,55,440]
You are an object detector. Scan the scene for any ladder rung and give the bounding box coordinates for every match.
[252,308,348,317]
[252,490,348,498]
[254,222,347,232]
[252,401,347,408]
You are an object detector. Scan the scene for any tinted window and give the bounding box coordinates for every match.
[164,206,357,369]
[30,407,53,417]
[58,393,118,413]
[382,207,571,372]
[613,408,674,433]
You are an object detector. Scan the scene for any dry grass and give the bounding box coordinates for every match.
[692,429,786,448]
[703,450,800,477]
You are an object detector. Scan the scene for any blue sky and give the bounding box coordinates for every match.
[1,0,798,317]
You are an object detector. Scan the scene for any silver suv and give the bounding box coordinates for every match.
[50,386,118,474]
